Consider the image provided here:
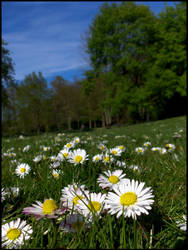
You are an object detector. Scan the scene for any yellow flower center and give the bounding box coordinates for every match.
[138,149,143,152]
[53,172,59,179]
[104,156,110,162]
[67,143,72,148]
[100,146,104,150]
[63,152,68,158]
[95,157,100,161]
[6,228,21,240]
[88,201,101,212]
[20,167,26,173]
[120,192,137,206]
[72,195,83,205]
[119,146,124,150]
[57,138,61,142]
[112,150,117,155]
[74,155,83,163]
[75,139,79,143]
[42,199,58,214]
[108,175,119,184]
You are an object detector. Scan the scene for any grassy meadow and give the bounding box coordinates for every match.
[1,116,186,249]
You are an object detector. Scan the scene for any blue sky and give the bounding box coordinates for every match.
[2,1,178,84]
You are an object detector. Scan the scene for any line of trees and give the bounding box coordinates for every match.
[2,2,186,136]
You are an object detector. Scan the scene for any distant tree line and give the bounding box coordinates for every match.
[2,2,186,136]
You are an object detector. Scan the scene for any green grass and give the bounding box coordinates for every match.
[2,116,186,249]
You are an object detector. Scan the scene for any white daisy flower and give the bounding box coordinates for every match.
[79,192,107,218]
[23,145,31,152]
[129,165,141,172]
[33,155,43,163]
[117,145,126,153]
[74,137,80,144]
[97,170,130,190]
[143,142,151,147]
[68,149,89,165]
[61,185,89,212]
[64,141,75,150]
[102,153,114,165]
[23,198,64,220]
[135,147,145,154]
[49,155,58,162]
[105,179,154,219]
[110,147,122,156]
[92,154,102,163]
[43,146,51,152]
[97,143,107,151]
[52,169,62,179]
[15,163,31,178]
[151,147,161,152]
[159,148,167,154]
[2,218,33,248]
[176,215,187,231]
[165,143,176,152]
[57,148,70,161]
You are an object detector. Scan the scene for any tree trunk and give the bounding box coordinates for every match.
[89,119,92,129]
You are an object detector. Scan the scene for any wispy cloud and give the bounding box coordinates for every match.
[2,1,178,82]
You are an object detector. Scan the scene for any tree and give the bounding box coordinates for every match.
[16,72,49,134]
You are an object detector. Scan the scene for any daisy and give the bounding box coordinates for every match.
[165,143,176,152]
[49,155,58,162]
[43,146,51,152]
[60,214,90,233]
[23,198,64,220]
[159,148,167,154]
[68,149,89,165]
[102,152,114,165]
[176,215,187,231]
[97,170,130,190]
[52,169,62,179]
[129,165,141,172]
[15,163,31,178]
[92,154,102,163]
[105,179,154,219]
[143,142,151,147]
[97,143,107,151]
[110,147,122,156]
[117,145,126,153]
[135,147,145,154]
[74,137,80,144]
[2,218,33,248]
[79,192,107,218]
[61,185,89,212]
[64,141,75,150]
[23,145,31,152]
[33,155,43,163]
[57,148,70,161]
[151,147,161,152]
